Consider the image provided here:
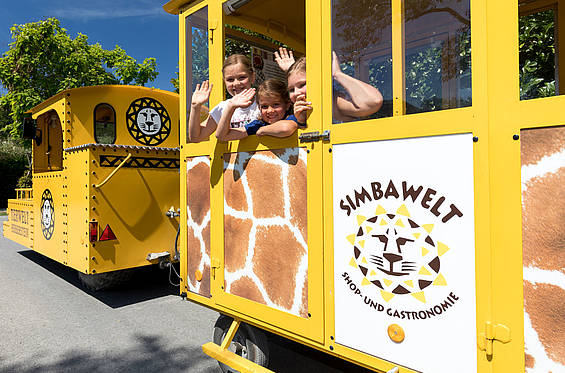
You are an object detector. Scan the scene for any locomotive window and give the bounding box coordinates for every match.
[94,103,116,144]
[519,1,557,100]
[405,0,471,114]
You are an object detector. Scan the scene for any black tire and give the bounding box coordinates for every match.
[213,315,269,372]
[78,268,135,291]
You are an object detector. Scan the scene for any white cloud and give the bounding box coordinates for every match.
[52,1,165,20]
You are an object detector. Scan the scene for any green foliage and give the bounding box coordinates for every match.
[0,139,30,207]
[519,10,555,100]
[0,18,158,139]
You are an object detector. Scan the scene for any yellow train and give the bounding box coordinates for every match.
[3,85,181,290]
[2,0,563,371]
[164,0,564,372]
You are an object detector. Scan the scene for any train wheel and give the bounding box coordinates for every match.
[213,315,269,372]
[78,269,134,291]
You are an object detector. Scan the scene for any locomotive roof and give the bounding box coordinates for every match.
[27,85,178,116]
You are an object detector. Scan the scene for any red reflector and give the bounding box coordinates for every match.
[99,224,117,241]
[89,222,98,242]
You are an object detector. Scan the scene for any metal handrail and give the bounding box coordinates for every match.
[93,153,132,188]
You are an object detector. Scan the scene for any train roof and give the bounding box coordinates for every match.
[27,85,178,116]
[163,0,305,52]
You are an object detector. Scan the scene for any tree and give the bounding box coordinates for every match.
[519,9,555,100]
[0,18,158,139]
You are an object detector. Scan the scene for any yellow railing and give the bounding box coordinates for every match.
[15,188,33,200]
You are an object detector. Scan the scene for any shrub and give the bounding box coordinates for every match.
[0,139,30,207]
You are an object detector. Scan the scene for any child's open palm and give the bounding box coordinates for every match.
[274,47,295,72]
[192,80,212,106]
[230,88,256,108]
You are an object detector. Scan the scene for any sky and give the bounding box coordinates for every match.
[0,0,179,93]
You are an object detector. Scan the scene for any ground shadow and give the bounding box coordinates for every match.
[0,333,214,373]
[17,249,179,308]
[267,332,374,373]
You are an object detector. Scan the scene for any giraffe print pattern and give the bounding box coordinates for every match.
[223,147,308,318]
[186,156,211,297]
[521,126,565,372]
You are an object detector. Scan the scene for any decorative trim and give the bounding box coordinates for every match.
[99,155,180,169]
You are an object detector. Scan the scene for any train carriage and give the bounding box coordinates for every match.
[165,0,565,372]
[3,85,181,289]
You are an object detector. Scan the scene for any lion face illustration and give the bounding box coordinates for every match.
[348,208,449,300]
[41,199,53,229]
[40,189,55,240]
[136,107,162,135]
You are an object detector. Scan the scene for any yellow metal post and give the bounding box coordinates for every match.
[392,0,405,116]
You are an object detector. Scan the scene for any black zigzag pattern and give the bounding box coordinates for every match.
[99,155,180,169]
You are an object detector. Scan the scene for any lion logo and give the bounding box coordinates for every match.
[126,97,171,146]
[347,204,450,303]
[40,189,54,240]
[136,107,162,135]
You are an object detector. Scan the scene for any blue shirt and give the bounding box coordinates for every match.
[244,113,304,135]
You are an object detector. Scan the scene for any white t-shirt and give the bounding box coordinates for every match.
[209,100,260,128]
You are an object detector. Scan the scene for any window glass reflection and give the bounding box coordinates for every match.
[186,7,209,104]
[332,0,391,123]
[519,6,556,100]
[404,0,471,114]
[94,103,116,144]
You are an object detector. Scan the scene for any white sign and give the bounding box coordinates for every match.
[333,133,477,372]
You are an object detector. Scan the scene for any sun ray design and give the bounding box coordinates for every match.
[433,273,447,286]
[396,204,410,217]
[126,97,170,146]
[347,204,449,306]
[411,291,426,303]
[357,214,366,225]
[423,224,434,233]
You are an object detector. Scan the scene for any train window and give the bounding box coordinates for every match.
[519,1,557,100]
[33,111,63,173]
[331,0,471,123]
[185,6,208,142]
[186,6,209,106]
[94,103,116,144]
[332,0,393,122]
[405,0,471,114]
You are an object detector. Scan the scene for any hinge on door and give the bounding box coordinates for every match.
[211,258,220,279]
[299,130,330,143]
[477,321,511,356]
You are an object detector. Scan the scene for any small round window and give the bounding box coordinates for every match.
[94,103,116,144]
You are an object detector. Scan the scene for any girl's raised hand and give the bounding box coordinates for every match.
[274,47,295,72]
[192,80,212,106]
[229,88,256,108]
[293,94,312,124]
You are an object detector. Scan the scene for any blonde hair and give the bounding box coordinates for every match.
[222,54,254,76]
[287,56,306,78]
[256,79,290,105]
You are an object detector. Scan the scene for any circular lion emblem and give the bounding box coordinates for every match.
[126,97,170,145]
[40,189,54,240]
[349,205,449,301]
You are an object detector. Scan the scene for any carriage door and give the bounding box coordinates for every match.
[181,0,325,343]
[325,0,486,372]
[33,109,66,264]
